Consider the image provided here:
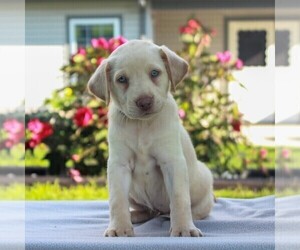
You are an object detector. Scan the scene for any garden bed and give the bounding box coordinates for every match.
[2,165,300,191]
[24,175,276,190]
[1,174,276,189]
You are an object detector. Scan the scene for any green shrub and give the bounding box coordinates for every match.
[175,18,248,175]
[24,38,127,175]
[25,181,109,200]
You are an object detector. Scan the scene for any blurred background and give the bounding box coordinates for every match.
[0,0,299,200]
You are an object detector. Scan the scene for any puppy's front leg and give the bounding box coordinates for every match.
[104,156,133,237]
[158,153,202,237]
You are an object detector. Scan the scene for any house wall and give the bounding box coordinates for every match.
[153,8,274,53]
[25,0,141,111]
[0,1,25,113]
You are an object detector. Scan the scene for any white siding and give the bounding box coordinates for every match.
[26,0,140,46]
[25,0,140,111]
[0,1,25,112]
[0,0,24,46]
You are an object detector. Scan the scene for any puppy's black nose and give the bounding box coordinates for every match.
[135,96,153,111]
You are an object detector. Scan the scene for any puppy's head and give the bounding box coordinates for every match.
[88,40,188,120]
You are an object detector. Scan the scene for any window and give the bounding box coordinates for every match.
[238,30,267,66]
[227,20,274,67]
[68,17,121,54]
[275,30,290,66]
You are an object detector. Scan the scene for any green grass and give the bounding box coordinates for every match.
[25,181,109,200]
[214,186,274,199]
[0,183,25,200]
[0,182,276,200]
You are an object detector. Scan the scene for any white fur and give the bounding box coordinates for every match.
[88,40,214,237]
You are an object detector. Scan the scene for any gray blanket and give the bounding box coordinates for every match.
[1,196,299,250]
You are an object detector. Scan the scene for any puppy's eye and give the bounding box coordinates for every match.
[150,70,160,78]
[117,76,128,84]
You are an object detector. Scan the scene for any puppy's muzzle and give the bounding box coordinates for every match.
[135,96,154,112]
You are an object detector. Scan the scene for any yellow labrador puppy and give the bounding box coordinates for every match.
[88,40,214,237]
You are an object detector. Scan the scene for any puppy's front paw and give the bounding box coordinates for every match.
[170,225,203,237]
[104,225,134,237]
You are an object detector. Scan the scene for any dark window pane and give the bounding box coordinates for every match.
[276,30,290,66]
[238,30,266,66]
[74,23,114,48]
[76,26,88,48]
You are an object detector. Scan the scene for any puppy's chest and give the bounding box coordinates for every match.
[126,122,155,156]
[125,123,158,175]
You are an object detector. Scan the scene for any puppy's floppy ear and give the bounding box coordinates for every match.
[160,45,189,92]
[87,59,111,105]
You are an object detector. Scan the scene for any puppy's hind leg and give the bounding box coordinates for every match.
[129,197,159,224]
[130,210,159,224]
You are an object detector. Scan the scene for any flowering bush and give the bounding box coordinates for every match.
[25,36,127,175]
[175,18,248,175]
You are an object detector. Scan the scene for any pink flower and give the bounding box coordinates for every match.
[69,168,83,183]
[259,148,268,159]
[91,38,109,50]
[77,48,86,56]
[201,34,212,47]
[98,38,109,49]
[187,19,201,29]
[179,26,195,34]
[28,119,53,141]
[73,107,93,127]
[216,51,232,63]
[26,119,53,149]
[108,36,128,52]
[28,119,44,134]
[71,154,80,162]
[91,38,98,48]
[235,59,244,70]
[281,148,291,159]
[178,109,186,119]
[4,139,14,148]
[3,119,24,134]
[7,132,22,144]
[3,119,24,146]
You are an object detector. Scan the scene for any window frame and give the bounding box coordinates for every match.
[68,16,122,54]
[226,18,274,67]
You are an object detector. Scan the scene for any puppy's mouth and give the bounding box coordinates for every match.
[140,110,158,118]
[123,107,163,120]
[126,110,158,120]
